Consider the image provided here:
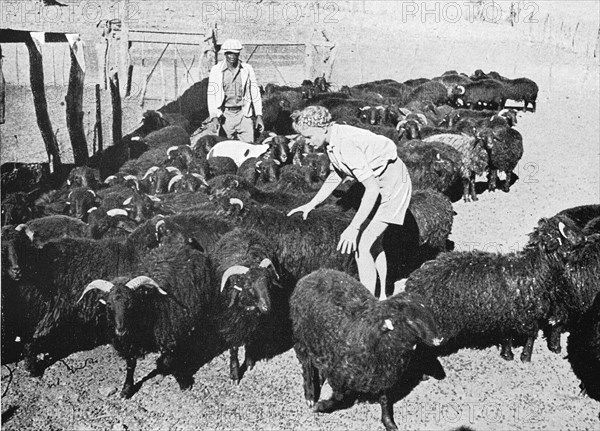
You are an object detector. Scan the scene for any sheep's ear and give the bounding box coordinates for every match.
[558,221,584,246]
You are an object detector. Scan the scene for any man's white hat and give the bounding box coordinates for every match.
[221,39,243,53]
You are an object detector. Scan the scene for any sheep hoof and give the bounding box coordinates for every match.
[520,353,532,363]
[120,386,134,399]
[305,399,315,409]
[176,376,194,391]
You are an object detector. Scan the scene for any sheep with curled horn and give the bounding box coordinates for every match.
[168,172,210,193]
[1,216,171,377]
[142,166,181,195]
[79,229,282,397]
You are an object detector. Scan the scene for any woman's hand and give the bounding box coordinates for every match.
[337,224,360,255]
[287,203,315,220]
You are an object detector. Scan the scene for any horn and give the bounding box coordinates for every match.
[220,265,250,292]
[457,85,465,95]
[142,166,160,180]
[88,207,98,213]
[396,120,408,131]
[87,190,97,197]
[125,276,167,295]
[15,224,35,242]
[165,167,181,174]
[123,175,138,181]
[148,195,162,202]
[68,191,73,199]
[123,197,133,206]
[78,279,114,303]
[131,136,140,141]
[416,113,428,125]
[168,175,184,192]
[229,198,244,209]
[259,258,280,280]
[167,146,179,157]
[191,173,209,187]
[106,208,129,217]
[558,222,567,239]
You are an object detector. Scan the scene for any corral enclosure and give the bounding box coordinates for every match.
[1,0,598,163]
[1,1,600,430]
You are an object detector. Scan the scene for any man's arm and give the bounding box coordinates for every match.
[247,64,263,116]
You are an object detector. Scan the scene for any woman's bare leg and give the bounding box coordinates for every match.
[356,220,389,298]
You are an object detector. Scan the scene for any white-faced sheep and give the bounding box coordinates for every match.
[422,133,488,202]
[291,268,443,431]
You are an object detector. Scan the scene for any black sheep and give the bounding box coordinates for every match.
[530,215,600,353]
[478,125,524,192]
[290,268,442,431]
[404,80,449,106]
[567,292,600,401]
[80,231,280,397]
[451,79,506,110]
[2,219,162,376]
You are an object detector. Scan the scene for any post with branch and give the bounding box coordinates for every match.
[199,25,217,80]
[119,0,131,97]
[65,35,88,166]
[24,34,62,174]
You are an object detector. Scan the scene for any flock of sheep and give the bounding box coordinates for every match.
[1,68,599,431]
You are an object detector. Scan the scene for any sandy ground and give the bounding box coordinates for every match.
[2,1,600,430]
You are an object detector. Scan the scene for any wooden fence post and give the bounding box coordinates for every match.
[110,70,123,146]
[66,37,88,166]
[0,45,5,124]
[95,83,103,153]
[25,34,62,174]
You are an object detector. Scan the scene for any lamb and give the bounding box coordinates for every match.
[66,187,100,221]
[567,292,600,401]
[422,133,488,202]
[290,268,443,431]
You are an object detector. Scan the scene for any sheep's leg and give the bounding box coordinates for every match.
[520,336,535,363]
[120,357,137,398]
[545,323,563,354]
[502,171,512,192]
[301,361,321,407]
[462,177,470,202]
[500,337,515,361]
[488,168,498,192]
[229,347,241,384]
[379,392,398,431]
[469,174,478,201]
[22,340,45,377]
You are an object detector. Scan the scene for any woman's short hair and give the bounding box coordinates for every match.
[292,105,332,128]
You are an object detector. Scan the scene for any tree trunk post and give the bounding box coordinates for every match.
[109,70,123,146]
[66,37,88,165]
[25,34,62,174]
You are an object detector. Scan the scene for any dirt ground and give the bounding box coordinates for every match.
[2,1,600,430]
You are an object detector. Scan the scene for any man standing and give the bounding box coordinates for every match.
[207,39,264,143]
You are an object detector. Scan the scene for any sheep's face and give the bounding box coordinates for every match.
[105,284,158,338]
[1,193,33,226]
[67,188,98,221]
[1,239,22,281]
[225,269,273,314]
